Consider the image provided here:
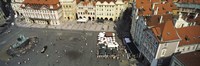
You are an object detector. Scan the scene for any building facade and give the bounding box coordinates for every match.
[21,0,62,25]
[95,0,128,21]
[77,0,96,21]
[60,0,76,21]
[11,0,24,17]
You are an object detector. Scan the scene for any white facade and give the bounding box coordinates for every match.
[175,44,199,53]
[21,2,62,25]
[11,0,24,17]
[95,0,128,21]
[132,16,181,66]
[60,0,76,21]
[77,1,96,21]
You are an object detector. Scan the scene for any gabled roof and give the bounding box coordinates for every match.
[78,1,96,6]
[22,0,60,10]
[177,25,200,46]
[23,0,59,5]
[152,20,180,42]
[96,0,116,3]
[154,3,174,15]
[175,51,200,66]
[136,0,175,16]
[146,14,173,26]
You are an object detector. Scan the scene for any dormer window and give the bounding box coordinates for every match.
[57,4,60,7]
[22,4,25,7]
[50,5,53,9]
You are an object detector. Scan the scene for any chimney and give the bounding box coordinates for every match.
[159,16,163,23]
[152,3,155,10]
[178,12,182,18]
[154,7,159,15]
[193,22,196,26]
[194,13,199,19]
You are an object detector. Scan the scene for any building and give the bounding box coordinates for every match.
[95,0,128,21]
[175,13,200,28]
[77,0,96,21]
[174,0,200,14]
[60,0,77,21]
[131,0,177,36]
[175,26,200,53]
[21,0,62,25]
[0,6,6,26]
[170,51,200,66]
[131,14,200,66]
[133,16,181,65]
[11,0,24,17]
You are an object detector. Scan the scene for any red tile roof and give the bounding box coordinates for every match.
[96,0,116,3]
[152,20,180,42]
[154,3,174,15]
[146,14,173,26]
[177,25,200,46]
[175,51,200,66]
[81,1,96,6]
[77,0,81,4]
[23,0,60,10]
[23,0,59,5]
[136,0,175,16]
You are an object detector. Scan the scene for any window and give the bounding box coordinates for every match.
[187,47,190,51]
[177,49,180,52]
[193,46,196,50]
[164,43,168,47]
[161,49,166,57]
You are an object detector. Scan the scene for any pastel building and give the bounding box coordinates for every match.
[95,0,128,21]
[77,0,96,21]
[21,0,62,25]
[60,0,77,21]
[11,0,24,17]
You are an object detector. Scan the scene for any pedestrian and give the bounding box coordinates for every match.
[55,50,58,53]
[56,60,59,63]
[91,50,93,53]
[86,43,87,46]
[18,62,21,64]
[46,54,49,57]
[64,49,67,53]
[24,61,26,63]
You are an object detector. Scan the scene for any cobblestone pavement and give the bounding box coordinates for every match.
[15,18,115,32]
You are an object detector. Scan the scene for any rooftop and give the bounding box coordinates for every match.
[95,0,128,3]
[151,20,180,42]
[175,51,200,66]
[146,14,173,26]
[78,0,96,6]
[22,0,60,10]
[182,14,200,25]
[136,0,175,16]
[177,25,200,46]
